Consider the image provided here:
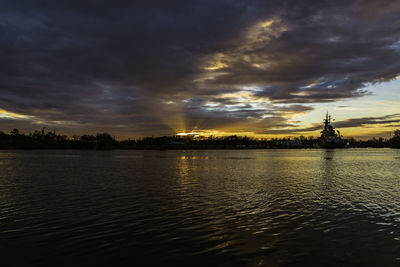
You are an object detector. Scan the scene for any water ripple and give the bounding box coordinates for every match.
[1,149,400,266]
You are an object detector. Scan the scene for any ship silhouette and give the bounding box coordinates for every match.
[318,112,348,148]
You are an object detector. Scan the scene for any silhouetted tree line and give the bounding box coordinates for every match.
[0,128,400,149]
[0,128,117,150]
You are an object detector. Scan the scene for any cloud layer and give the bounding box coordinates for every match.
[1,0,399,136]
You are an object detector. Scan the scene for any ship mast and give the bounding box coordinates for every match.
[319,112,347,147]
[324,111,331,126]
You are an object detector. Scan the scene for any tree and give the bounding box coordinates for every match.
[95,133,118,149]
[11,128,19,136]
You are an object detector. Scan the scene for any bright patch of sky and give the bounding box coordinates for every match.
[285,78,400,138]
[300,78,400,126]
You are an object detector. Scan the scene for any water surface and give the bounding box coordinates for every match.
[1,149,400,266]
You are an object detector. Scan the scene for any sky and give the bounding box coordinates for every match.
[0,0,399,139]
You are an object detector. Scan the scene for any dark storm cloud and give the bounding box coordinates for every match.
[0,0,399,135]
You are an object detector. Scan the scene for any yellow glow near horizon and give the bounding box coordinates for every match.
[174,126,398,140]
[0,108,32,120]
[176,132,199,136]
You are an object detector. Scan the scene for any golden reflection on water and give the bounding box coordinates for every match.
[2,149,400,266]
[176,154,199,205]
[175,152,237,252]
[179,156,210,160]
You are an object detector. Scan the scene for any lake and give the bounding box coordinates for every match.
[1,149,400,266]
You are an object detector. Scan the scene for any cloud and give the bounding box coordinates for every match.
[0,0,399,136]
[334,113,400,128]
[259,113,400,135]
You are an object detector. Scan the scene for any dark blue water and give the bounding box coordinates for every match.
[1,149,400,266]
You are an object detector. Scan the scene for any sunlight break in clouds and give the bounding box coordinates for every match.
[0,0,399,139]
